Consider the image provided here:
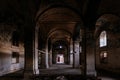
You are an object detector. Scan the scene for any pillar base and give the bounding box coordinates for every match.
[87,70,97,77]
[33,69,39,75]
[23,70,34,80]
[45,64,49,69]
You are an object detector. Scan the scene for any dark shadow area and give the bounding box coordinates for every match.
[97,69,120,80]
[0,70,24,80]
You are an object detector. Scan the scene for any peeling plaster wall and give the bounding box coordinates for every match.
[0,24,24,76]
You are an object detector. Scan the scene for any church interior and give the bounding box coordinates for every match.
[0,0,120,80]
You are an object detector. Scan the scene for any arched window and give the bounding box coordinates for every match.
[99,31,107,47]
[12,31,19,46]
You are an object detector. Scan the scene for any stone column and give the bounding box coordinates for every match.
[67,47,70,64]
[80,28,86,75]
[82,28,96,77]
[50,44,53,66]
[33,26,39,74]
[45,40,49,68]
[86,33,97,76]
[73,40,80,68]
[39,50,46,68]
[24,21,35,79]
[49,49,52,66]
[70,39,73,65]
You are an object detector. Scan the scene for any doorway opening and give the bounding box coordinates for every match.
[56,54,64,64]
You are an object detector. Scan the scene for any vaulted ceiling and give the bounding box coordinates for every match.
[36,6,82,46]
[0,0,120,48]
[1,0,120,24]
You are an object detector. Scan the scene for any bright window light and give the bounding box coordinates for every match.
[100,31,107,47]
[59,45,62,48]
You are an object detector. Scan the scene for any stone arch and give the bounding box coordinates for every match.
[95,14,120,72]
[52,40,69,64]
[95,14,120,48]
[95,14,120,38]
[47,28,72,51]
[35,5,83,69]
[45,27,75,66]
[36,5,83,48]
[47,28,72,40]
[36,5,81,22]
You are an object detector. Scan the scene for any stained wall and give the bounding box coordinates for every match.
[0,24,24,76]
